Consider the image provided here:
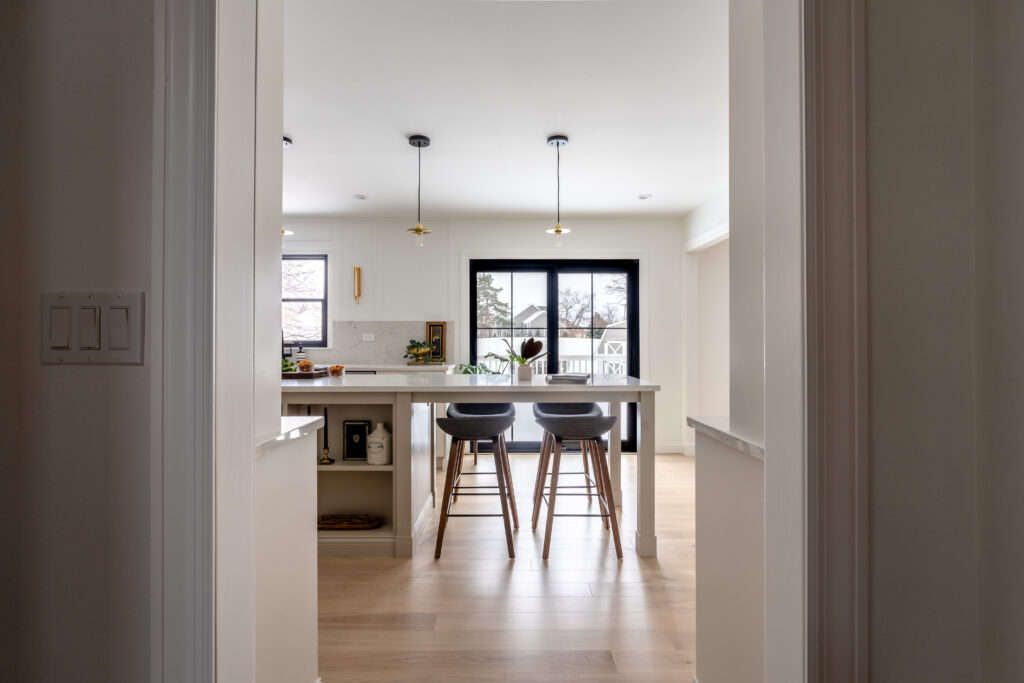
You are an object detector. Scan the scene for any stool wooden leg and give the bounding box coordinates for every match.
[542,439,563,560]
[580,440,594,502]
[499,434,519,529]
[492,439,515,559]
[473,440,478,465]
[532,432,550,515]
[586,440,611,530]
[594,439,623,559]
[532,433,553,530]
[435,439,462,558]
[452,439,465,503]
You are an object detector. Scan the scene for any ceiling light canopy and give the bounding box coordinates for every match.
[545,134,571,247]
[406,134,431,247]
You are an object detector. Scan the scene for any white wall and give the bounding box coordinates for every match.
[975,0,1024,679]
[696,240,730,419]
[728,0,765,444]
[867,1,980,679]
[0,1,154,678]
[284,216,688,452]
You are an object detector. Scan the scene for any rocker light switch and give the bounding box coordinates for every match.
[49,306,71,349]
[108,307,130,350]
[79,306,100,350]
[42,292,144,364]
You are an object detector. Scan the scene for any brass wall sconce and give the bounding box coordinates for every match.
[353,267,362,303]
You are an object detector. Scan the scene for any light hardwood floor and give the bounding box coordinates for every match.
[318,451,696,682]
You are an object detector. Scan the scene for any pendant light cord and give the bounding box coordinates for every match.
[556,143,561,224]
[417,145,422,224]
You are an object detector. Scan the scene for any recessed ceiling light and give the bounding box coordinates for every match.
[353,194,368,200]
[638,193,653,200]
[282,136,293,149]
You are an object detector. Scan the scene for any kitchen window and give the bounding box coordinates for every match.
[470,259,639,451]
[282,254,328,347]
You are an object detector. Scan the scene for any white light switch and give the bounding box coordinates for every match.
[42,292,144,364]
[78,306,100,350]
[49,306,71,349]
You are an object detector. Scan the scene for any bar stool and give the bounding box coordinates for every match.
[435,407,518,559]
[531,403,603,521]
[532,414,622,560]
[447,403,517,509]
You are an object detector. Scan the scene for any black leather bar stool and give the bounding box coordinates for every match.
[533,414,622,560]
[449,403,511,466]
[447,403,517,512]
[531,403,603,520]
[435,406,518,558]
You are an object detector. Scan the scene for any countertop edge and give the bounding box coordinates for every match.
[686,416,765,462]
[256,416,324,455]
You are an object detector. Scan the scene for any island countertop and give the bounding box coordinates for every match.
[282,373,660,394]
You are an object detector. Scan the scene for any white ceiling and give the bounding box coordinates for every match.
[283,0,727,219]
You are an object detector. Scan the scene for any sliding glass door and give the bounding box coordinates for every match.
[470,259,639,451]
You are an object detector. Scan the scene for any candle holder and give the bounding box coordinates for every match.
[318,406,335,464]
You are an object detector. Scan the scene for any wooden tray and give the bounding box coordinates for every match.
[282,369,328,379]
[317,514,384,531]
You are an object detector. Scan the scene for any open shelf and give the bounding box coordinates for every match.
[317,461,394,472]
[317,521,395,539]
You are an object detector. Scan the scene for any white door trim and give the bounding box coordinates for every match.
[152,0,216,679]
[803,0,871,680]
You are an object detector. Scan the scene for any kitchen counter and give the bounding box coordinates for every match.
[282,373,661,557]
[283,373,660,394]
[337,364,455,373]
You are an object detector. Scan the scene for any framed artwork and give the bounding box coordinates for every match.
[427,321,446,361]
[342,420,371,461]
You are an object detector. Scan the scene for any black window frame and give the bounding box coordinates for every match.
[282,254,328,348]
[469,258,640,452]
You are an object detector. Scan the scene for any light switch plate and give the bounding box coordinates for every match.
[41,291,145,364]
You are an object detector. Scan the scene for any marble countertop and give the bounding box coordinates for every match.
[337,364,455,373]
[686,416,765,461]
[256,415,324,452]
[282,373,660,393]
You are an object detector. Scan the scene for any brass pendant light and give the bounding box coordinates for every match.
[545,134,571,247]
[407,134,432,246]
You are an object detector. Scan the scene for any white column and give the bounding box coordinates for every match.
[635,391,657,556]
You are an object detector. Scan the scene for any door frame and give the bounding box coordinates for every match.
[155,0,870,680]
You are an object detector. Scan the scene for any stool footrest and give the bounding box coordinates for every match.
[445,513,507,518]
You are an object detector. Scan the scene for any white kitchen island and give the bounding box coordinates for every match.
[282,373,660,557]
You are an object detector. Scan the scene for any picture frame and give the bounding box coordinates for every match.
[342,420,371,461]
[426,321,446,361]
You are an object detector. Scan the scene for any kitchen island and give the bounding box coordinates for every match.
[282,373,660,557]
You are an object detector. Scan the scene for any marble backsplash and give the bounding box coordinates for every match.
[303,321,453,365]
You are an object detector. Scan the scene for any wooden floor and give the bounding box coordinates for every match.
[318,451,696,682]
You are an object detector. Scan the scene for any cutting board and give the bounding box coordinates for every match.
[282,368,328,379]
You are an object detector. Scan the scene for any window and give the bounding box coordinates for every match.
[282,254,327,347]
[470,259,639,450]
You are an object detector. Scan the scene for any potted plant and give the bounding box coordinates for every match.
[404,339,434,364]
[486,337,548,381]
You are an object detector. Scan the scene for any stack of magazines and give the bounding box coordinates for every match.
[545,373,591,384]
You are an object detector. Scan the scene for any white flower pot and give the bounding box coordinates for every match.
[367,422,392,465]
[517,365,533,382]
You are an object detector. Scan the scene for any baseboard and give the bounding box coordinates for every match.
[656,442,684,454]
[683,440,696,456]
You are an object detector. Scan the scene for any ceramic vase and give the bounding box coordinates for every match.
[367,422,392,465]
[517,364,533,381]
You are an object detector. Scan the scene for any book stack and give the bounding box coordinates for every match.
[545,373,591,384]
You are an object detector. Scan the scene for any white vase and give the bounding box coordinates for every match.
[517,365,533,381]
[367,422,392,465]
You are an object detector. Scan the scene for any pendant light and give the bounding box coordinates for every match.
[407,134,431,247]
[545,134,571,247]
